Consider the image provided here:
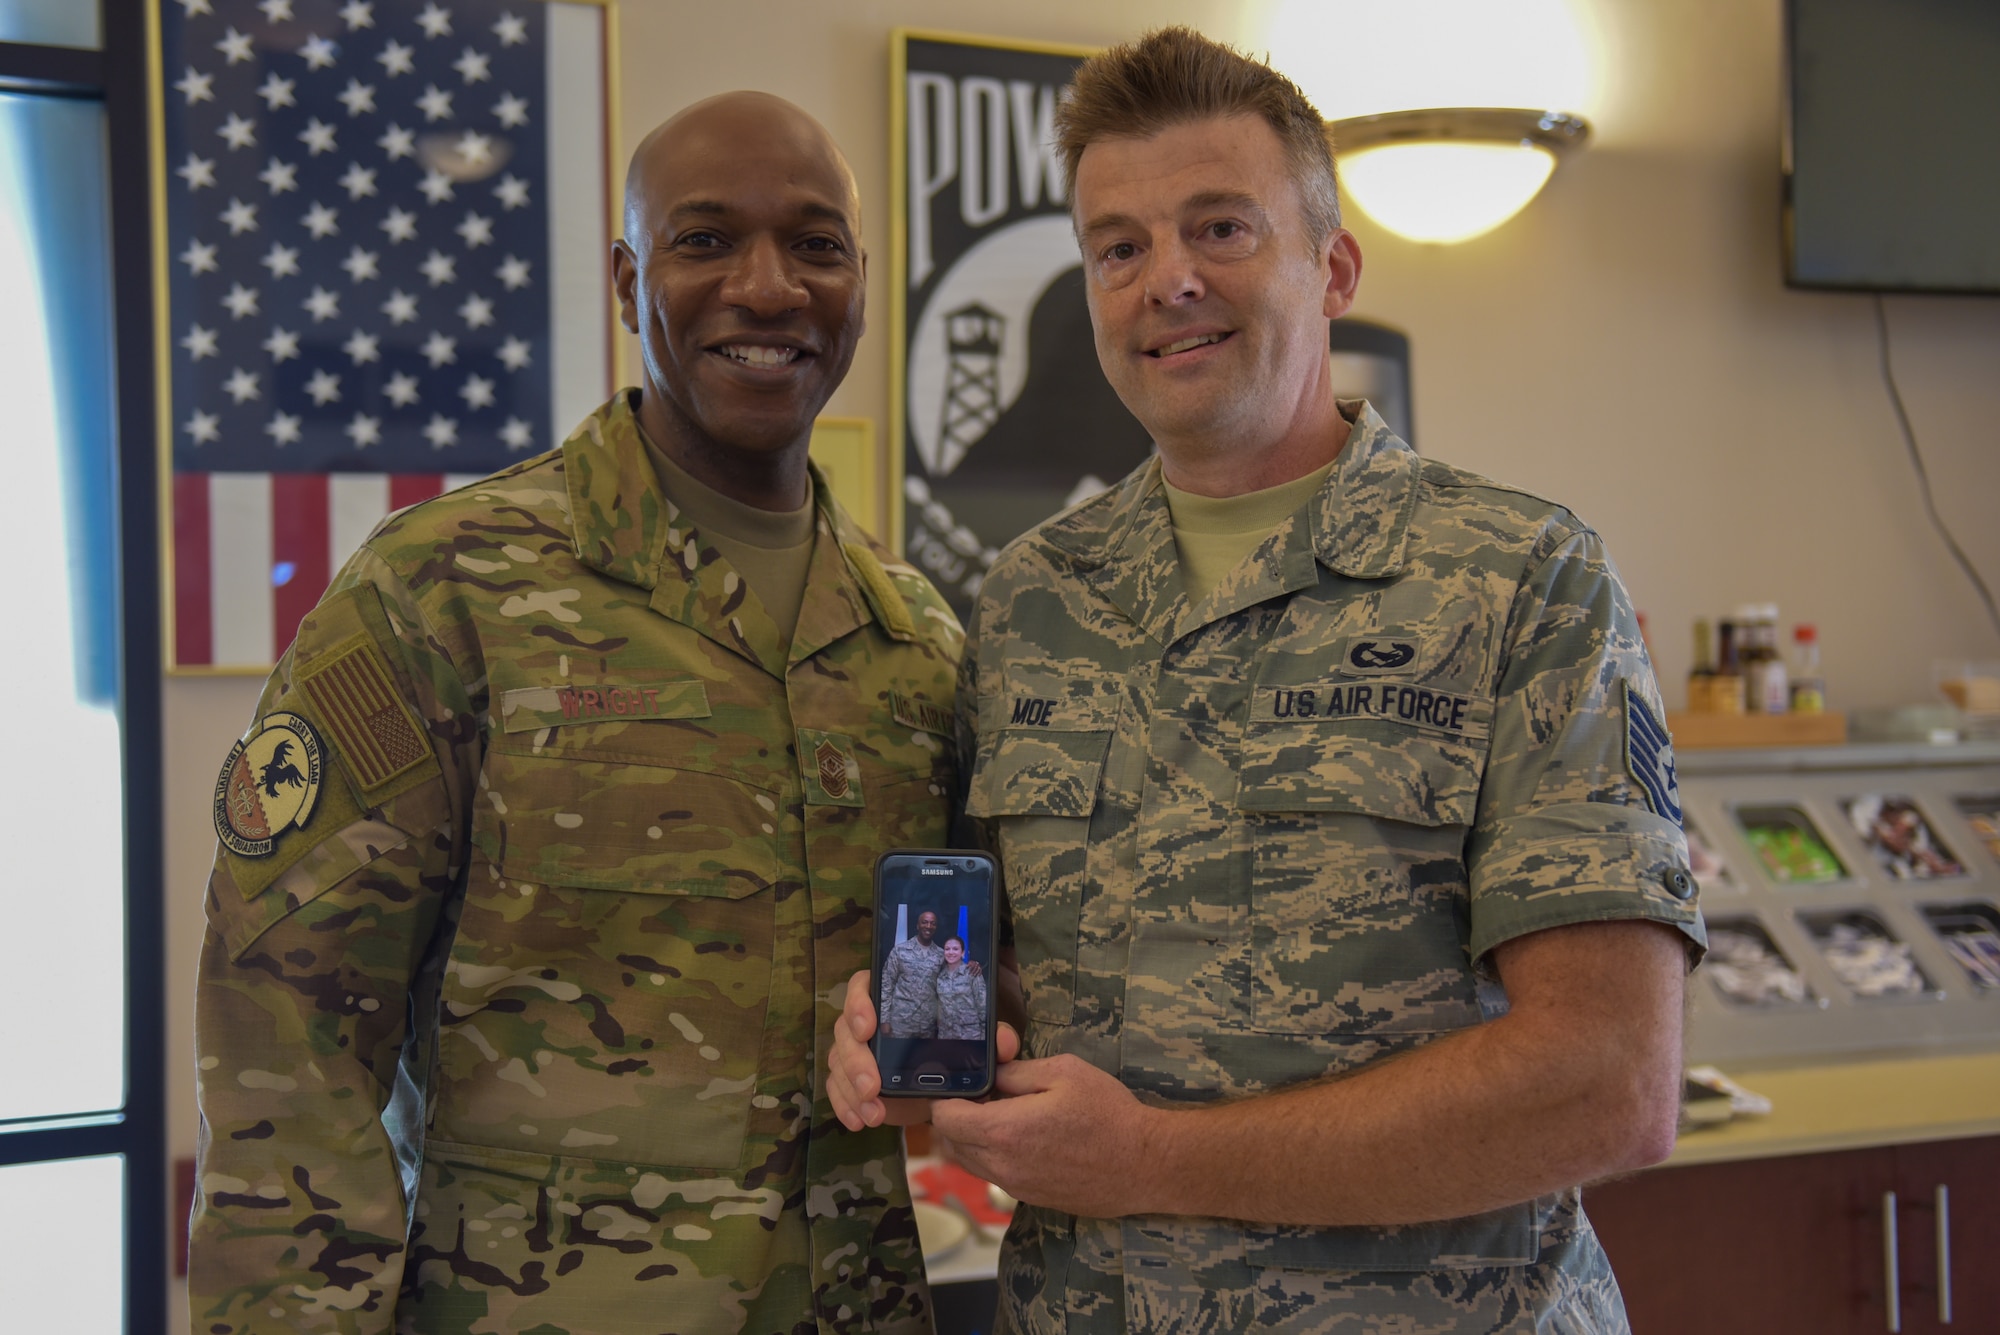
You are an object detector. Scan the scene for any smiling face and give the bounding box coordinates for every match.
[915,911,938,943]
[943,938,964,966]
[1073,114,1361,490]
[612,93,864,504]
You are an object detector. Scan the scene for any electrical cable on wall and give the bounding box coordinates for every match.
[1875,295,2000,642]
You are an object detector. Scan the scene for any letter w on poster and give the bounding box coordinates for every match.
[158,0,610,670]
[893,32,1155,618]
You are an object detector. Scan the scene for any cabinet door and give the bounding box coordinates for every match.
[1586,1146,1901,1334]
[1891,1136,2000,1334]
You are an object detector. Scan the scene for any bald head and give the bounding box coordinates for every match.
[609,90,868,510]
[624,91,859,247]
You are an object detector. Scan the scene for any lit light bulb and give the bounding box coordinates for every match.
[1266,0,1597,123]
[1266,0,1598,245]
[1339,141,1559,245]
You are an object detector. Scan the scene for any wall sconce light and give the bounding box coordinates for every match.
[1329,108,1591,245]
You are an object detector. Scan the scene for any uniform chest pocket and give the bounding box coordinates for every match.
[440,748,782,1172]
[967,721,1111,1028]
[1236,717,1489,1038]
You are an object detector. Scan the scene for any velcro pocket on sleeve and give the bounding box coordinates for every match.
[291,585,442,809]
[213,584,444,906]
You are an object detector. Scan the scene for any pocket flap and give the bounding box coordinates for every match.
[475,751,780,897]
[1237,722,1483,827]
[966,729,1111,818]
[979,672,1121,733]
[1245,1195,1553,1272]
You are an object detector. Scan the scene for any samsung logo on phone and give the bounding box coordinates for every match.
[919,867,954,876]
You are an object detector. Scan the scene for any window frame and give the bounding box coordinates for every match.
[0,3,168,1332]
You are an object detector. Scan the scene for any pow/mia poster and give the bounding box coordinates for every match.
[892,31,1155,616]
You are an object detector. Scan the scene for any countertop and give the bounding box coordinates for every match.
[917,1047,2000,1283]
[1662,1045,2000,1168]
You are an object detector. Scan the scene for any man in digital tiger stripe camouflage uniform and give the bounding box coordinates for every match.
[190,92,959,1335]
[831,28,1707,1335]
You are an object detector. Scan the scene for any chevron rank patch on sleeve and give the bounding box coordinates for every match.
[1624,678,1682,825]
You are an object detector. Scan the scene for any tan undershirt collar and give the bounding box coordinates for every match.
[643,433,816,550]
[641,430,817,645]
[1162,459,1336,607]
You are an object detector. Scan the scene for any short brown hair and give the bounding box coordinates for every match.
[1055,26,1341,245]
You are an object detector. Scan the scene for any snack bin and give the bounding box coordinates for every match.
[1680,739,2000,1066]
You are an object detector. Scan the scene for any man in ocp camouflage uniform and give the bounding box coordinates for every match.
[831,29,1704,1334]
[878,911,946,1037]
[190,92,960,1335]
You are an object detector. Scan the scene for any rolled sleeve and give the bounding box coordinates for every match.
[1469,803,1707,967]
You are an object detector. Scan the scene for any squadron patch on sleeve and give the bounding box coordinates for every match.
[1623,680,1682,824]
[213,711,325,857]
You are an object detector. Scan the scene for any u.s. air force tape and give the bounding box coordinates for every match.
[1251,681,1483,737]
[891,691,953,737]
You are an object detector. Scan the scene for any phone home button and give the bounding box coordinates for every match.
[917,1074,947,1088]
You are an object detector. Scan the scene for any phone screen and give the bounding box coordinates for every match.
[872,849,997,1097]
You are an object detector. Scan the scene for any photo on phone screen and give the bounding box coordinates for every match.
[872,849,997,1097]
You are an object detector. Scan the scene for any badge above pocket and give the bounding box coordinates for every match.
[1336,633,1426,675]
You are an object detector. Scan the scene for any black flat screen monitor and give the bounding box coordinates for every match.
[1785,0,2000,293]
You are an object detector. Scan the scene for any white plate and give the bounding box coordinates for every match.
[913,1200,972,1261]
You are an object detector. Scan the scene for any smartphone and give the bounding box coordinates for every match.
[871,848,999,1098]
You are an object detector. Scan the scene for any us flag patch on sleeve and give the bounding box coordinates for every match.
[299,634,431,795]
[1623,679,1682,825]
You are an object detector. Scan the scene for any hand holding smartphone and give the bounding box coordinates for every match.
[871,849,999,1098]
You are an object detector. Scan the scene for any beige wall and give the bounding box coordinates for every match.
[161,0,2000,1323]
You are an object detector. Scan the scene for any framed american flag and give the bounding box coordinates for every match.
[152,0,619,672]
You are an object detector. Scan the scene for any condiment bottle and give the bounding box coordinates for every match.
[1790,624,1825,713]
[1755,605,1789,714]
[1688,618,1716,713]
[1713,620,1747,714]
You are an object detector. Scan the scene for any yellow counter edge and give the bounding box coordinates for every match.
[1662,1047,2000,1169]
